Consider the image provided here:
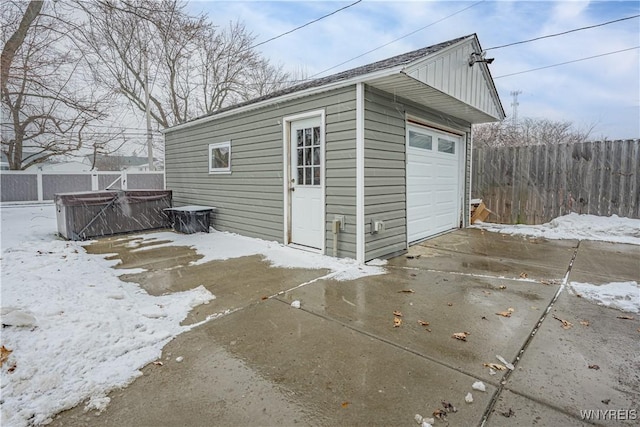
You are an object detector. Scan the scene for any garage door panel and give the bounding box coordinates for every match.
[407,125,462,243]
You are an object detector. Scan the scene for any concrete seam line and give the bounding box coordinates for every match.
[479,242,581,427]
[270,297,502,388]
[386,265,542,283]
[501,386,600,425]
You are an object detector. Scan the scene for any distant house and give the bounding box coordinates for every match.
[26,161,92,172]
[87,155,162,171]
[164,34,505,262]
[1,150,49,170]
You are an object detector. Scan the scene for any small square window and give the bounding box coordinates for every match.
[209,141,231,173]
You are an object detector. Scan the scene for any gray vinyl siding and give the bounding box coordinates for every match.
[325,91,357,259]
[165,86,357,257]
[363,86,407,260]
[363,86,472,261]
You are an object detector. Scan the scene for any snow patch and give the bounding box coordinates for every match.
[1,205,216,427]
[473,213,640,245]
[472,381,486,392]
[0,203,386,426]
[568,281,639,313]
[0,308,37,327]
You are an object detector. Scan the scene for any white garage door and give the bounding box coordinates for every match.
[407,124,463,243]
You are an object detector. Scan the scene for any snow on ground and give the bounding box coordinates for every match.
[473,213,640,246]
[568,281,640,313]
[0,204,214,426]
[474,212,640,313]
[117,225,386,281]
[0,204,384,426]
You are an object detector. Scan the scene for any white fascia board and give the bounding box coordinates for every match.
[162,66,406,134]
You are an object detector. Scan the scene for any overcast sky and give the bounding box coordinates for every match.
[187,0,639,140]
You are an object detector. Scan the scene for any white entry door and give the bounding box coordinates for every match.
[290,117,323,250]
[407,124,462,243]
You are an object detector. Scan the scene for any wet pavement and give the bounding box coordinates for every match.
[51,229,639,426]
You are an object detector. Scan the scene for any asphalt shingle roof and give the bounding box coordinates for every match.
[191,34,472,122]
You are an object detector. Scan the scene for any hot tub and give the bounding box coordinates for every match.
[55,190,172,240]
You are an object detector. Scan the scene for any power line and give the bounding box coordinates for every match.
[494,46,639,79]
[487,14,640,51]
[308,0,485,79]
[249,0,362,51]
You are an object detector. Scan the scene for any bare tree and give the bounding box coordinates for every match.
[473,117,595,148]
[76,0,292,129]
[1,1,115,170]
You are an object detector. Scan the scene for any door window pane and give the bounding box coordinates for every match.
[297,148,303,166]
[313,167,320,185]
[438,138,456,154]
[313,127,320,145]
[304,128,312,146]
[297,130,304,147]
[297,167,304,185]
[313,147,320,166]
[305,167,311,185]
[305,148,312,165]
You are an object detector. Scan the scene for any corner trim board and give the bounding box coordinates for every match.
[356,83,365,263]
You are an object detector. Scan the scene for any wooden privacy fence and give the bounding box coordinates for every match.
[472,139,639,224]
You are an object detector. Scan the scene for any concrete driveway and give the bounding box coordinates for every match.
[51,229,639,426]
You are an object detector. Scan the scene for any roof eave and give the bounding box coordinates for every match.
[163,64,407,134]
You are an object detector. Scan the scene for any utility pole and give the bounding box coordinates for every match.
[510,90,522,125]
[144,52,154,171]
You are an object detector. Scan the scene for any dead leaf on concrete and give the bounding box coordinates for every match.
[406,254,421,260]
[519,272,528,279]
[499,285,507,290]
[393,317,402,327]
[500,408,515,418]
[496,311,512,318]
[441,400,458,413]
[482,290,492,295]
[580,320,590,326]
[418,320,430,326]
[393,310,403,317]
[552,314,573,329]
[602,399,610,405]
[617,315,634,320]
[588,364,600,370]
[0,346,12,367]
[433,409,448,420]
[447,302,453,306]
[452,332,470,341]
[484,363,507,371]
[153,361,164,366]
[341,401,350,408]
[397,289,415,293]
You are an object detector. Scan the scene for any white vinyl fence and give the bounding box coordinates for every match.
[1,171,165,203]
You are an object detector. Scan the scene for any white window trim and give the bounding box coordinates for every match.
[209,141,231,174]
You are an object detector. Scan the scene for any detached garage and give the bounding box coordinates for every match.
[164,34,505,262]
